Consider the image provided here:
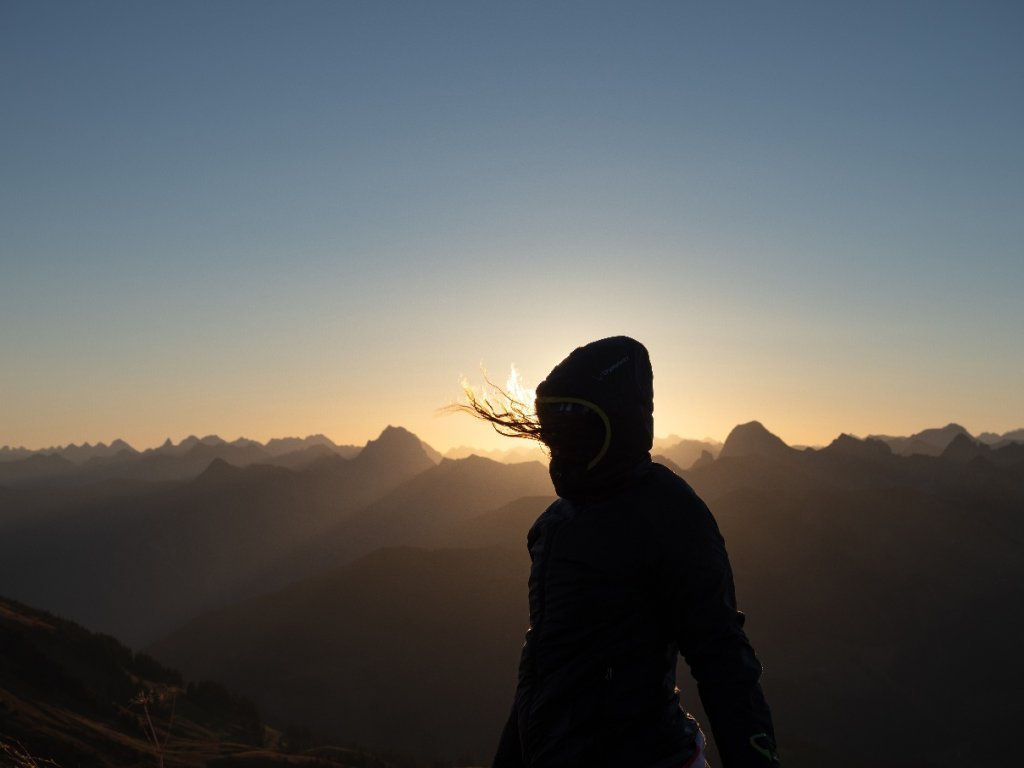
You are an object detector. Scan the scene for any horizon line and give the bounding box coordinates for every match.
[3,420,1022,456]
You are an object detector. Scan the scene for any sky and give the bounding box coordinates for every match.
[2,1,1021,452]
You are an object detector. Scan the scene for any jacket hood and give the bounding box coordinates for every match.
[535,336,654,499]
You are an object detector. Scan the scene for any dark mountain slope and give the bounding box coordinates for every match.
[0,595,263,767]
[346,455,549,543]
[152,446,1024,768]
[869,423,971,456]
[940,432,990,462]
[150,547,528,765]
[435,494,554,550]
[706,482,1023,768]
[0,594,403,767]
[0,428,438,645]
[247,456,550,590]
[0,454,76,487]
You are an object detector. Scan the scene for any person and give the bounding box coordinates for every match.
[460,336,779,768]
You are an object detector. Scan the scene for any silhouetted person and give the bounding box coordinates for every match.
[464,337,779,768]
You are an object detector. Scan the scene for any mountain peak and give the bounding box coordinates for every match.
[719,421,792,459]
[364,426,440,460]
[901,424,972,456]
[194,457,243,484]
[357,426,436,475]
[367,425,417,449]
[940,433,990,463]
[823,433,892,459]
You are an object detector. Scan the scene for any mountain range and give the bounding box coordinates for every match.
[0,433,365,488]
[3,423,1020,483]
[2,420,1023,767]
[0,426,439,644]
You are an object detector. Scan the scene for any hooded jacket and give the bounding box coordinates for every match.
[493,337,779,768]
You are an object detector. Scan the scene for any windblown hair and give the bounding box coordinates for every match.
[447,376,545,442]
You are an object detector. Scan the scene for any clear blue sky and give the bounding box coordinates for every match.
[2,1,1021,451]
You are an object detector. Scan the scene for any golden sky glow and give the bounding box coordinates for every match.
[2,4,1021,453]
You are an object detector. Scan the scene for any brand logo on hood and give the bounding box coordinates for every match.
[596,355,630,381]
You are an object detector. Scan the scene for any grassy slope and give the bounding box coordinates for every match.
[0,596,396,768]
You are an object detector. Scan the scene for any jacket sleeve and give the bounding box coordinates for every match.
[492,703,524,768]
[662,496,780,768]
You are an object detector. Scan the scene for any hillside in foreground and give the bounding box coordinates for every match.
[0,595,407,768]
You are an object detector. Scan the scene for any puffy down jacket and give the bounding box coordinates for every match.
[493,336,779,768]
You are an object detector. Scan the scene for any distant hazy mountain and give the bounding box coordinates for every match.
[718,421,796,459]
[261,442,342,470]
[991,427,1024,448]
[416,438,444,464]
[655,437,723,469]
[652,433,722,452]
[845,424,1024,457]
[443,438,717,468]
[822,433,893,460]
[0,439,136,464]
[869,423,971,456]
[0,445,34,462]
[441,495,555,550]
[939,432,990,462]
[263,433,358,458]
[247,453,551,592]
[0,430,426,488]
[149,434,228,457]
[130,441,276,481]
[0,453,77,486]
[444,443,548,463]
[60,438,137,463]
[0,426,439,645]
[358,425,437,470]
[6,423,1021,477]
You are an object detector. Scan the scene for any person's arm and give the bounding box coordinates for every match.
[492,703,524,768]
[664,497,780,767]
[494,513,549,768]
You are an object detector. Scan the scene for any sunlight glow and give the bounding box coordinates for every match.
[505,364,537,413]
[459,363,538,415]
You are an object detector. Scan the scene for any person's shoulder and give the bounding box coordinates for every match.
[527,497,571,542]
[536,496,569,521]
[645,462,706,507]
[641,462,718,537]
